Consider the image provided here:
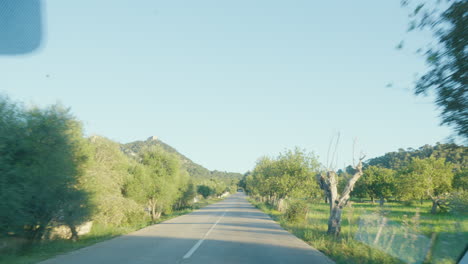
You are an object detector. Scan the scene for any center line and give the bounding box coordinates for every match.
[182,210,227,259]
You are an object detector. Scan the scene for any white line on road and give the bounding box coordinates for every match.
[182,210,227,259]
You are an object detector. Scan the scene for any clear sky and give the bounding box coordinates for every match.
[0,0,452,173]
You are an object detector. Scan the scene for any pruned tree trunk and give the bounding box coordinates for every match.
[379,197,385,206]
[148,198,160,221]
[327,205,342,235]
[317,158,364,237]
[268,195,275,206]
[428,192,448,215]
[277,198,286,212]
[154,211,162,219]
[151,207,157,221]
[431,200,438,214]
[69,225,79,241]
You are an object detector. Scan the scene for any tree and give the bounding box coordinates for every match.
[453,169,467,190]
[177,181,197,209]
[0,97,29,238]
[82,136,145,227]
[125,147,186,221]
[362,166,396,206]
[403,0,467,138]
[0,98,92,241]
[367,143,467,170]
[316,157,365,236]
[197,185,214,199]
[350,177,369,203]
[246,148,321,211]
[397,157,454,214]
[21,105,91,240]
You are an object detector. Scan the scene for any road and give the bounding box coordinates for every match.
[39,193,334,264]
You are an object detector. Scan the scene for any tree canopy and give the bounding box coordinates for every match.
[245,148,321,208]
[0,97,91,240]
[403,0,467,138]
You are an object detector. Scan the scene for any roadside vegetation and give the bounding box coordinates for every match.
[251,199,466,264]
[243,145,467,264]
[0,95,240,263]
[0,197,223,264]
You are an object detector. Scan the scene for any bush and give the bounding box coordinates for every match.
[448,190,468,215]
[0,99,92,241]
[283,200,309,222]
[197,185,213,198]
[91,195,147,227]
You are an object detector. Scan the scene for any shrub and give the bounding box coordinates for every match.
[448,190,468,215]
[283,200,309,222]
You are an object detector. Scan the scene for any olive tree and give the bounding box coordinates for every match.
[0,98,91,241]
[316,157,365,236]
[247,148,321,211]
[397,157,454,214]
[362,166,396,206]
[125,147,186,221]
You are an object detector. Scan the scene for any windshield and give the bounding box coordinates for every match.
[1,1,466,264]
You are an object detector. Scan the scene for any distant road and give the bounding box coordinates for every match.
[39,193,334,264]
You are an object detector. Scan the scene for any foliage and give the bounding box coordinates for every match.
[356,166,396,205]
[453,169,468,190]
[402,0,468,138]
[124,147,186,220]
[197,185,214,198]
[252,198,467,264]
[0,197,224,264]
[176,181,197,209]
[363,144,466,209]
[121,138,243,181]
[82,136,146,227]
[245,148,321,202]
[447,190,468,215]
[283,200,309,223]
[367,143,467,171]
[0,93,237,245]
[196,178,232,198]
[0,97,91,241]
[396,157,454,201]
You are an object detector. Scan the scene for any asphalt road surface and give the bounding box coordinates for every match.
[39,193,334,264]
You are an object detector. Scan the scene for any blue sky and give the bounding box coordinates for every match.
[0,0,452,172]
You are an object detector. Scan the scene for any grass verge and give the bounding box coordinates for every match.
[0,197,224,264]
[248,198,467,264]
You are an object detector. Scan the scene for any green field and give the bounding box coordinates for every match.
[250,199,467,264]
[0,198,223,264]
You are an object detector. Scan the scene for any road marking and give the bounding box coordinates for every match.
[182,210,227,259]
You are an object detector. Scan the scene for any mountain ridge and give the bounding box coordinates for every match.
[120,136,243,181]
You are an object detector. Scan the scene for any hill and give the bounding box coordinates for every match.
[121,136,243,181]
[367,143,467,170]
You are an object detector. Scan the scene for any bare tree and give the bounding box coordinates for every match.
[317,156,365,236]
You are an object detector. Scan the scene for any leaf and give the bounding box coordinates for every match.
[414,4,425,15]
[396,41,405,50]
